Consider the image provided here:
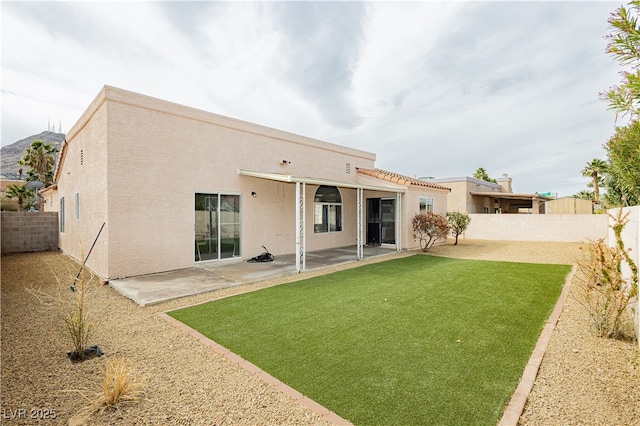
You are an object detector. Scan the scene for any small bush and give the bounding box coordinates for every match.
[446,212,471,245]
[1,197,19,211]
[412,212,449,252]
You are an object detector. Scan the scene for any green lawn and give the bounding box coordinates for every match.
[169,255,571,425]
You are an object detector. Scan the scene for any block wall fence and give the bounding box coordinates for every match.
[462,214,609,242]
[1,212,58,254]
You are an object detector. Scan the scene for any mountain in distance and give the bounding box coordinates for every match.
[1,131,64,180]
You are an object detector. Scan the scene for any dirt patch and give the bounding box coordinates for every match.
[1,240,638,425]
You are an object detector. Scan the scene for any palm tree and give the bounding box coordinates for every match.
[18,140,58,210]
[574,190,595,201]
[4,184,34,211]
[581,159,608,204]
[20,139,58,185]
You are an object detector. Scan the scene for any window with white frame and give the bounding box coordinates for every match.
[60,197,65,233]
[314,186,342,233]
[419,197,434,213]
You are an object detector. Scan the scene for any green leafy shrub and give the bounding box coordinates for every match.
[446,212,471,245]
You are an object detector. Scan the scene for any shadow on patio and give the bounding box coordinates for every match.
[109,245,398,306]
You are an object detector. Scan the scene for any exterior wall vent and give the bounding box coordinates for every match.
[80,149,84,166]
[345,163,351,174]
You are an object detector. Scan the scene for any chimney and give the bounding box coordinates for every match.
[497,173,512,193]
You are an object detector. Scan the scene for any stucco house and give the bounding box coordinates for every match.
[423,175,552,214]
[42,86,450,280]
[1,178,26,194]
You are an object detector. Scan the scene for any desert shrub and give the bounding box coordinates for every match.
[70,355,145,423]
[446,211,471,245]
[573,209,638,340]
[64,265,95,361]
[99,355,145,410]
[412,212,449,252]
[28,251,99,361]
[1,197,19,211]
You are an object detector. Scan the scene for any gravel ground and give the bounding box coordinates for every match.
[1,240,638,425]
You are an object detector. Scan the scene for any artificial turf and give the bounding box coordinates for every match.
[168,255,571,425]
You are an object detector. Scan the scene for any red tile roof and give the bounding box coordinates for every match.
[357,168,451,191]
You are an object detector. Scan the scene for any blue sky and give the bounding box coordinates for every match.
[1,1,625,196]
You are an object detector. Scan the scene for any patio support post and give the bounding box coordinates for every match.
[295,181,306,272]
[357,187,363,259]
[396,192,402,252]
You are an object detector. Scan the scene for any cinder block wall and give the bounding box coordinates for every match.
[463,214,609,242]
[1,212,59,254]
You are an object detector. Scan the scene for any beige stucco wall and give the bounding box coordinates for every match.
[462,214,608,242]
[402,187,449,250]
[52,86,388,279]
[106,88,380,278]
[44,94,110,278]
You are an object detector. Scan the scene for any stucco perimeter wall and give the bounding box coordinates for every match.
[607,207,640,343]
[463,214,609,242]
[1,212,58,253]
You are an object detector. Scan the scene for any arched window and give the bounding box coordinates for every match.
[314,186,342,233]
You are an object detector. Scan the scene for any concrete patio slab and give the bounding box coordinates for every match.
[109,245,398,306]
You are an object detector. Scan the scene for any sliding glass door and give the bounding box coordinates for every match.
[195,193,240,261]
[366,198,395,245]
[380,199,395,244]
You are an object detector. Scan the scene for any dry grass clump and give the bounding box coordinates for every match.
[98,354,145,410]
[70,355,145,423]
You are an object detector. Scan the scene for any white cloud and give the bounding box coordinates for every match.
[351,2,464,118]
[0,1,624,197]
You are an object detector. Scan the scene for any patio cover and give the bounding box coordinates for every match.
[469,191,552,201]
[237,169,406,271]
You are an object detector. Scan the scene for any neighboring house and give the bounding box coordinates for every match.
[423,175,552,214]
[0,178,26,194]
[1,178,27,209]
[42,85,450,280]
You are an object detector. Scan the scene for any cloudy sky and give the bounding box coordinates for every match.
[1,1,626,196]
